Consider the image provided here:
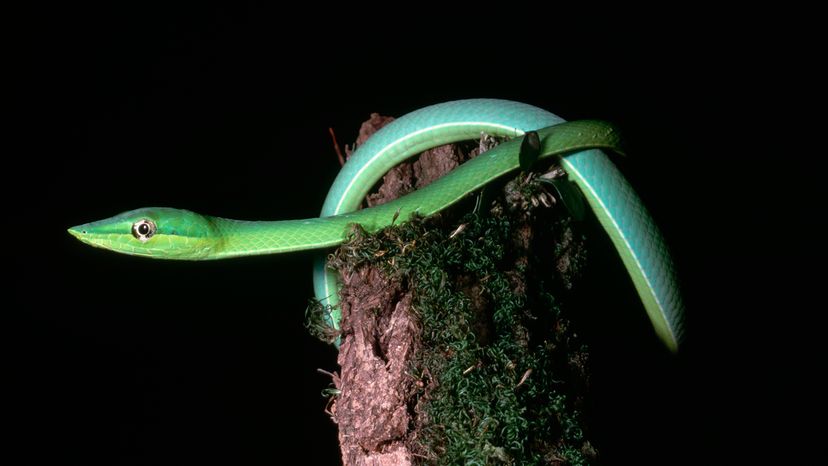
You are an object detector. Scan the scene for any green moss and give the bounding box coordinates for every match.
[325,174,595,465]
[304,299,339,345]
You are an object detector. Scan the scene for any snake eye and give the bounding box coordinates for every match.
[131,219,156,242]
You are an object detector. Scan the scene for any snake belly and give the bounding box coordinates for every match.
[315,99,684,351]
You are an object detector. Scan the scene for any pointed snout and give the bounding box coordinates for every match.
[67,223,102,248]
[67,225,86,240]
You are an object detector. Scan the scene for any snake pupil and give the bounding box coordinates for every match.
[139,224,149,235]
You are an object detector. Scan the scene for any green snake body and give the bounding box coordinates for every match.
[69,99,684,350]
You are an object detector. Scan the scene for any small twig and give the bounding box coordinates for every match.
[449,223,467,239]
[317,368,338,378]
[324,396,336,417]
[463,361,482,375]
[515,368,532,389]
[328,127,346,167]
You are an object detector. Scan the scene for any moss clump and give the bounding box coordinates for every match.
[317,168,596,464]
[305,299,339,345]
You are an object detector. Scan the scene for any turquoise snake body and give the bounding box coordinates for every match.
[69,99,684,350]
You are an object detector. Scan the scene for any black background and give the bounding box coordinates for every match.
[12,4,820,465]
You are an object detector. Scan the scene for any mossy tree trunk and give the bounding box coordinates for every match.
[310,115,597,466]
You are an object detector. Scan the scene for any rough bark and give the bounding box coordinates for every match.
[332,268,417,466]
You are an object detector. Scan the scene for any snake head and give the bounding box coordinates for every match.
[68,207,221,260]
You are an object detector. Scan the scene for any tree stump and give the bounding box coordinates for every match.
[312,113,597,465]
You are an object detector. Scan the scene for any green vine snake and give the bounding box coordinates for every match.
[68,99,684,351]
